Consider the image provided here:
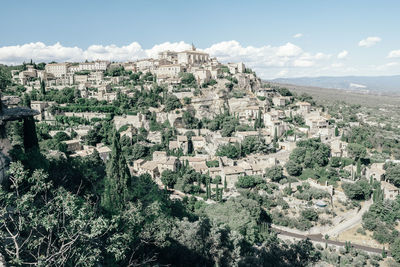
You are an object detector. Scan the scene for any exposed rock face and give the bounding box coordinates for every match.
[0,137,11,183]
[0,107,39,125]
[0,95,40,183]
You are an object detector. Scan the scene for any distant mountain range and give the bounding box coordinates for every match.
[271,75,400,94]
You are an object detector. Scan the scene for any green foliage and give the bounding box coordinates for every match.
[285,160,303,176]
[200,196,267,244]
[179,72,196,85]
[347,143,367,160]
[342,180,372,200]
[265,165,284,182]
[105,66,128,77]
[236,175,263,189]
[0,65,12,90]
[296,138,331,167]
[182,110,200,129]
[241,136,269,155]
[392,238,400,263]
[293,114,305,126]
[294,186,330,201]
[101,130,131,214]
[205,111,240,137]
[206,160,219,168]
[161,169,178,188]
[385,163,400,187]
[276,87,292,96]
[216,143,241,159]
[164,94,182,112]
[301,209,319,221]
[0,162,108,266]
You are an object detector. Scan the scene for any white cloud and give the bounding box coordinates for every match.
[375,62,399,70]
[0,41,192,65]
[293,33,303,38]
[386,62,399,67]
[337,50,348,59]
[358,36,381,47]
[331,63,344,68]
[388,50,400,58]
[145,41,192,58]
[0,42,84,64]
[276,42,303,57]
[1,40,399,79]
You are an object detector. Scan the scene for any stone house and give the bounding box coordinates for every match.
[296,101,311,114]
[192,136,206,151]
[381,181,400,200]
[221,166,246,188]
[272,96,290,107]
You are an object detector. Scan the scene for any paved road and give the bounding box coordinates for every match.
[272,227,388,255]
[323,199,373,237]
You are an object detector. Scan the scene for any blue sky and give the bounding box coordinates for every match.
[1,0,400,78]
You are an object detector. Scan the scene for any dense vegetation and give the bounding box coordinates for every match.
[0,120,322,266]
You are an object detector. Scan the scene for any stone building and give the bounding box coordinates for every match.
[177,45,210,65]
[45,63,69,78]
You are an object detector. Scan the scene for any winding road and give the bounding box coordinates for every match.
[272,226,387,255]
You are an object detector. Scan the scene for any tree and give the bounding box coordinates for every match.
[236,175,260,188]
[391,238,400,263]
[216,143,240,159]
[0,162,107,266]
[23,116,39,150]
[273,127,278,148]
[342,180,372,200]
[85,125,102,146]
[22,93,31,107]
[0,66,11,91]
[131,143,148,160]
[347,143,367,160]
[285,160,303,176]
[164,94,182,112]
[182,110,198,129]
[40,79,46,95]
[289,147,307,164]
[179,72,196,85]
[101,130,131,213]
[301,209,319,221]
[385,164,400,187]
[293,114,305,126]
[335,127,339,137]
[265,166,284,182]
[161,170,178,189]
[356,158,362,177]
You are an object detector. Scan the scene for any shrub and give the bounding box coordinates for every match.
[301,209,319,221]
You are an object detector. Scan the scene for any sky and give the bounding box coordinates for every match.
[1,0,400,79]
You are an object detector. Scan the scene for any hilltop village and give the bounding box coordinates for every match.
[2,45,400,266]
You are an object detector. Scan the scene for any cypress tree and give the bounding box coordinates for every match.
[273,127,278,148]
[224,176,227,191]
[206,178,210,200]
[335,127,339,137]
[216,182,219,201]
[40,80,46,96]
[23,116,39,150]
[101,129,130,214]
[22,93,31,107]
[356,158,361,177]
